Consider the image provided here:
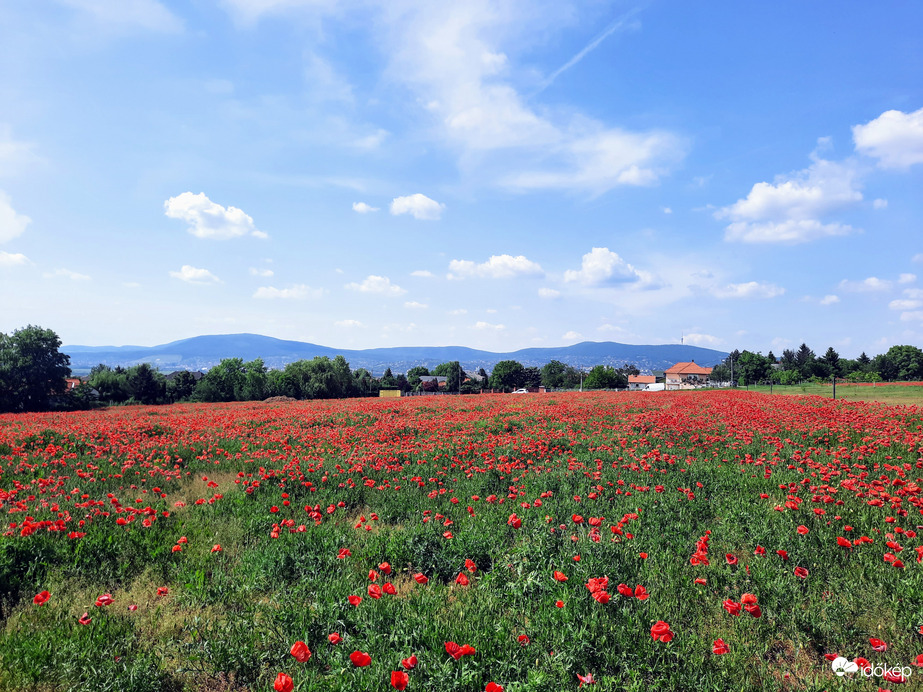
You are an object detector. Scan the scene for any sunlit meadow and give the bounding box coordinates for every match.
[1,390,922,691]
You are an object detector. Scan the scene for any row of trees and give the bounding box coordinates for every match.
[710,344,923,385]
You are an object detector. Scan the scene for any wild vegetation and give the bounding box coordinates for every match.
[1,390,921,691]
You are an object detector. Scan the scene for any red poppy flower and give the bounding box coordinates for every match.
[555,600,564,608]
[379,562,392,575]
[723,599,742,616]
[617,583,634,597]
[390,670,409,690]
[171,545,182,553]
[694,578,707,585]
[368,569,379,582]
[797,525,809,535]
[634,585,649,601]
[95,593,114,607]
[837,536,852,548]
[78,612,92,626]
[754,545,766,556]
[577,672,596,686]
[328,632,341,644]
[725,553,738,565]
[485,683,505,692]
[368,584,382,599]
[854,656,870,669]
[650,621,673,642]
[157,586,169,596]
[455,573,469,586]
[553,570,568,582]
[401,655,417,669]
[518,634,530,646]
[350,650,372,667]
[273,673,294,692]
[883,669,907,684]
[413,573,428,585]
[869,637,887,652]
[383,583,396,595]
[744,603,762,618]
[794,566,809,579]
[507,514,522,529]
[290,641,311,662]
[33,590,50,606]
[914,653,923,667]
[348,595,362,606]
[740,593,757,605]
[776,550,788,561]
[712,638,729,655]
[639,552,648,559]
[445,641,476,660]
[337,548,351,559]
[465,558,477,573]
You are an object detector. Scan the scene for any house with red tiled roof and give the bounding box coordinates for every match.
[664,361,712,391]
[628,375,656,391]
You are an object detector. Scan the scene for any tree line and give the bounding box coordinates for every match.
[4,325,923,413]
[710,343,923,386]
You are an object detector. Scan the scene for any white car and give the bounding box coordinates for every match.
[511,388,529,394]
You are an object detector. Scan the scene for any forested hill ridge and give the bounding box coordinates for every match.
[63,333,727,375]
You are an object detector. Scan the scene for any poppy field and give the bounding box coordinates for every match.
[1,390,922,691]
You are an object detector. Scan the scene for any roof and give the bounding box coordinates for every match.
[628,375,656,384]
[665,361,713,376]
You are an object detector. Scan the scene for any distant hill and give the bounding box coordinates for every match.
[63,333,728,375]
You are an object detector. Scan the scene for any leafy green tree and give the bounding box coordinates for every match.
[125,363,166,404]
[522,366,542,389]
[406,366,430,390]
[433,361,466,391]
[354,368,380,396]
[380,367,397,389]
[194,358,246,402]
[780,349,797,371]
[879,345,923,381]
[489,360,525,391]
[89,366,130,404]
[541,360,568,389]
[735,351,771,385]
[583,365,626,389]
[394,374,410,392]
[0,325,72,412]
[166,371,198,402]
[241,359,268,401]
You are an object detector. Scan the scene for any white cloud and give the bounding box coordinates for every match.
[411,269,435,278]
[390,193,445,221]
[838,276,891,292]
[448,254,543,279]
[346,274,406,296]
[819,294,840,306]
[717,157,861,243]
[253,284,323,299]
[448,308,468,315]
[353,129,389,150]
[169,265,221,284]
[335,319,363,327]
[663,207,672,214]
[712,281,785,299]
[0,251,29,266]
[899,311,923,323]
[44,268,91,281]
[538,287,560,299]
[853,107,923,170]
[164,192,267,240]
[873,198,888,209]
[890,299,923,311]
[352,202,379,214]
[475,321,505,330]
[898,273,916,284]
[684,333,722,347]
[561,330,582,341]
[0,191,30,244]
[404,301,428,309]
[249,267,274,277]
[913,254,923,264]
[564,247,642,285]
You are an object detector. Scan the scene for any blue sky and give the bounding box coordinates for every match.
[1,0,921,358]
